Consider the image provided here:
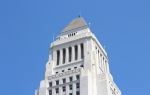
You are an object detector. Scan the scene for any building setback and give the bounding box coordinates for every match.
[35,17,121,95]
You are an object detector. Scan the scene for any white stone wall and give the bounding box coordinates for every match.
[35,18,121,95]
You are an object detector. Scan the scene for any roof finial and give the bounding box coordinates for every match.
[78,12,82,18]
[78,14,81,18]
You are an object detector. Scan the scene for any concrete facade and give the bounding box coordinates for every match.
[35,17,121,95]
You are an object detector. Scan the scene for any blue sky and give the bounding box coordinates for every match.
[0,0,150,95]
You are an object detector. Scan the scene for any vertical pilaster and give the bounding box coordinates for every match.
[66,48,69,63]
[104,60,107,73]
[106,60,110,73]
[103,57,106,72]
[78,44,81,60]
[66,85,69,95]
[60,49,63,65]
[72,46,75,62]
[73,83,76,95]
[100,54,103,72]
[53,50,57,66]
[59,86,62,95]
[52,89,56,95]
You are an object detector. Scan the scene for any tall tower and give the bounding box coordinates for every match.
[35,17,121,95]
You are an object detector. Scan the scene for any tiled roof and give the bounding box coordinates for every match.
[62,17,87,32]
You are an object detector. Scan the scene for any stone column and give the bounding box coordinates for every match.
[102,57,105,72]
[52,88,56,95]
[60,49,63,65]
[59,86,62,95]
[66,85,69,95]
[100,54,103,72]
[78,44,81,60]
[73,83,76,95]
[72,46,75,62]
[58,79,62,95]
[105,60,109,73]
[66,48,69,64]
[53,50,57,66]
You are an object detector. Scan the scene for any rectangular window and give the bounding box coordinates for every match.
[56,80,59,85]
[76,83,80,88]
[76,91,80,95]
[55,88,59,93]
[75,45,78,60]
[56,72,58,74]
[62,86,66,92]
[49,82,52,87]
[76,75,80,80]
[69,47,72,62]
[69,93,72,95]
[80,65,84,68]
[62,78,66,83]
[56,50,60,65]
[49,90,52,95]
[69,76,73,82]
[63,48,66,64]
[69,84,72,90]
[81,43,84,59]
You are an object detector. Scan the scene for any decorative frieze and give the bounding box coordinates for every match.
[48,68,81,80]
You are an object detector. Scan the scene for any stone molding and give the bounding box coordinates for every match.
[48,68,81,80]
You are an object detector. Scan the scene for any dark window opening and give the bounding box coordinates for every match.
[69,77,73,82]
[56,50,60,65]
[56,88,59,93]
[62,86,66,92]
[69,47,72,62]
[69,84,72,90]
[80,65,84,68]
[76,75,80,80]
[75,45,78,60]
[81,43,84,59]
[63,48,66,64]
[56,80,59,85]
[63,78,66,83]
[76,83,80,88]
[76,91,80,95]
[49,90,52,95]
[49,82,52,87]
